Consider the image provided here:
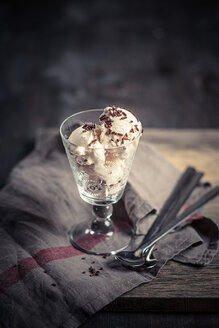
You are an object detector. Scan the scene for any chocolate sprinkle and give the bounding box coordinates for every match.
[88,139,97,146]
[89,266,95,273]
[99,114,107,121]
[88,266,102,277]
[99,106,140,141]
[82,123,95,131]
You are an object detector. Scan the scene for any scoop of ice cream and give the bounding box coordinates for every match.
[68,124,96,148]
[99,106,142,147]
[94,156,125,185]
[67,106,142,195]
[68,123,105,165]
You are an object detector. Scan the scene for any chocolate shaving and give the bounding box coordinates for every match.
[82,123,95,131]
[99,114,107,121]
[112,106,140,122]
[88,266,101,277]
[96,129,102,142]
[105,106,123,117]
[130,128,134,133]
[110,131,123,137]
[135,125,139,131]
[104,117,113,128]
[88,139,97,146]
[120,117,126,120]
[89,266,95,274]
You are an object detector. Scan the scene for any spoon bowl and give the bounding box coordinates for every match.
[114,186,219,269]
[115,245,157,269]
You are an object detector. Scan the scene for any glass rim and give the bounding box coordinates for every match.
[60,108,142,150]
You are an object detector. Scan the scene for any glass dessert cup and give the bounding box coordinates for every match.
[60,109,141,255]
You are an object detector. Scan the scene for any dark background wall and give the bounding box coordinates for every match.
[0,0,219,188]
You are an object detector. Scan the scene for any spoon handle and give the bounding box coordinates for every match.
[140,167,203,246]
[141,186,219,254]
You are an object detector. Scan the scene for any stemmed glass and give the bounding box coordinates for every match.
[60,109,142,255]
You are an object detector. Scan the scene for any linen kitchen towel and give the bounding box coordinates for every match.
[0,132,218,328]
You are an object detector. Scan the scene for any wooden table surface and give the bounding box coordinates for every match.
[105,129,219,313]
[40,128,219,313]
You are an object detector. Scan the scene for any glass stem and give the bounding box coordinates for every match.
[91,205,114,235]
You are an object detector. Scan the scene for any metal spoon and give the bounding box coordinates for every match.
[139,167,203,246]
[115,186,219,269]
[115,167,204,267]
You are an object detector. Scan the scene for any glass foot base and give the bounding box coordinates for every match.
[69,220,134,256]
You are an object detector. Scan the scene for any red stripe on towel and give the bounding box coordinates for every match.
[0,212,201,292]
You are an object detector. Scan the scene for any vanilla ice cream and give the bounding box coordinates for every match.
[99,106,142,147]
[67,106,142,199]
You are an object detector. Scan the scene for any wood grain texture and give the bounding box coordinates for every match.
[144,129,219,185]
[39,128,219,312]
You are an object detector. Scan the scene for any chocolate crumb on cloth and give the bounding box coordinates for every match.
[0,133,218,328]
